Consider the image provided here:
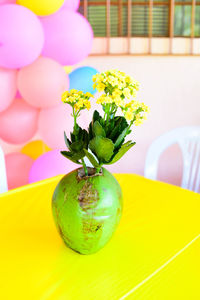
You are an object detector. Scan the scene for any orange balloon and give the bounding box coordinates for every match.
[21,140,51,160]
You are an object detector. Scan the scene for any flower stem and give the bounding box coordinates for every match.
[106,105,111,126]
[73,107,77,129]
[128,119,134,129]
[81,158,88,176]
[96,164,102,174]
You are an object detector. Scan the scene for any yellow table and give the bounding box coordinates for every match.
[0,174,200,300]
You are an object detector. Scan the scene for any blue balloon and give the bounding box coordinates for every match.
[69,66,98,94]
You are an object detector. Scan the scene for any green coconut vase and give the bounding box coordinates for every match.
[53,69,149,254]
[52,167,123,255]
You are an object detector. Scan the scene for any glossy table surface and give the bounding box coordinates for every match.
[0,174,200,300]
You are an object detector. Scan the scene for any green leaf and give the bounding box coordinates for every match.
[72,151,85,161]
[60,151,81,164]
[114,126,129,148]
[77,126,85,140]
[105,141,136,165]
[109,117,128,141]
[88,122,93,140]
[73,124,80,136]
[93,121,106,137]
[64,131,71,149]
[93,110,100,123]
[82,129,89,148]
[70,140,84,152]
[83,149,101,169]
[104,118,115,136]
[99,118,105,127]
[89,136,114,162]
[70,132,76,143]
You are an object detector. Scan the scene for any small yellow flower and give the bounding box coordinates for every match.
[96,82,106,92]
[125,75,132,84]
[74,99,83,111]
[141,103,150,113]
[113,95,125,107]
[134,118,144,126]
[123,87,131,99]
[84,100,91,110]
[124,110,134,121]
[96,95,113,105]
[134,80,140,91]
[92,75,97,82]
[62,89,92,112]
[68,96,76,103]
[143,113,147,120]
[107,76,118,87]
[61,91,70,102]
[70,89,77,94]
[112,88,122,97]
[85,92,94,98]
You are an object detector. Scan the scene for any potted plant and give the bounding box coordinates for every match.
[52,70,149,254]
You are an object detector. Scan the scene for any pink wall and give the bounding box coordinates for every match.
[1,56,200,186]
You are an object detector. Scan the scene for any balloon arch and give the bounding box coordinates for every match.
[0,0,98,189]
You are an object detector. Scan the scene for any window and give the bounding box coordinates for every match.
[79,0,200,55]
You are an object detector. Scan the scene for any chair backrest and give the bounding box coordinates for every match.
[144,126,200,193]
[0,146,8,193]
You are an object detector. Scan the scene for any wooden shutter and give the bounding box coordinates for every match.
[79,0,169,37]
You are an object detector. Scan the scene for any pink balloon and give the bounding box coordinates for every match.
[17,57,69,108]
[0,98,39,144]
[29,149,76,183]
[0,67,17,112]
[0,0,16,4]
[5,153,34,189]
[38,104,72,149]
[61,0,80,11]
[41,10,93,65]
[15,90,22,98]
[0,4,44,69]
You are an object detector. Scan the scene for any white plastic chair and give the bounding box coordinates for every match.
[144,126,200,193]
[0,146,8,193]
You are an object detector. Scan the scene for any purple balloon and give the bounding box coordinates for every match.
[61,0,80,11]
[0,4,44,69]
[29,149,76,183]
[41,10,93,65]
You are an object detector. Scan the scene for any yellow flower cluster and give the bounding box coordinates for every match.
[123,100,150,125]
[93,69,149,126]
[93,69,140,107]
[96,93,125,108]
[62,89,93,112]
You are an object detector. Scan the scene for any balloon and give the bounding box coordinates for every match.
[0,4,44,69]
[18,0,64,16]
[15,90,22,98]
[69,66,98,94]
[0,99,39,144]
[17,57,69,108]
[0,68,17,112]
[29,149,76,183]
[5,153,34,189]
[21,140,51,160]
[41,10,93,65]
[61,0,80,11]
[38,104,72,149]
[0,0,16,4]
